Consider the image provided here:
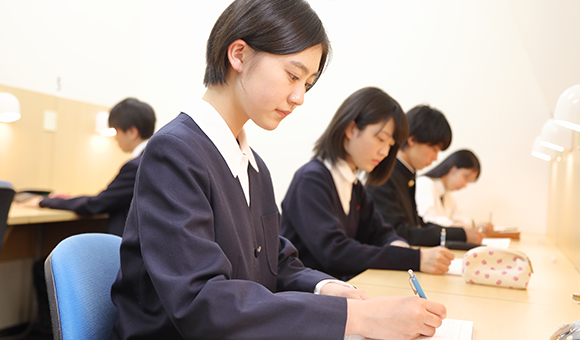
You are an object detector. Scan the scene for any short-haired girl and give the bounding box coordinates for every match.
[110,2,447,339]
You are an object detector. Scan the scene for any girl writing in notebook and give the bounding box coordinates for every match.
[415,149,492,231]
[281,87,455,281]
[110,1,447,339]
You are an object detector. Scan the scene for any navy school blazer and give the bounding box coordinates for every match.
[110,114,347,340]
[39,155,142,236]
[281,159,421,281]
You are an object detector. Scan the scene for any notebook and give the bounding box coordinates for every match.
[418,319,473,340]
[345,319,473,340]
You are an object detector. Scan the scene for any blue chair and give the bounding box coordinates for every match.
[44,233,122,340]
[0,181,15,254]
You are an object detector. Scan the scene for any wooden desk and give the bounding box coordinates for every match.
[8,206,106,225]
[2,205,108,261]
[348,234,580,339]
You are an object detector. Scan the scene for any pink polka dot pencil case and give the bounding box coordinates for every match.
[462,247,533,289]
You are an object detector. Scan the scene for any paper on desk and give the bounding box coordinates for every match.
[417,319,474,340]
[447,258,463,276]
[346,319,473,340]
[481,237,510,249]
[493,225,518,232]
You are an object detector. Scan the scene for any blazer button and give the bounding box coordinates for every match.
[254,246,262,258]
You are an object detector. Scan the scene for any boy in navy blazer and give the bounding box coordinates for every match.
[37,97,155,236]
[32,98,155,334]
[367,105,483,246]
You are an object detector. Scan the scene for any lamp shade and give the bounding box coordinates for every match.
[554,84,580,131]
[0,92,21,123]
[532,136,557,161]
[95,111,116,137]
[539,118,572,152]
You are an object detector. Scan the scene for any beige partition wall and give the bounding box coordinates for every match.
[0,85,129,195]
[0,85,132,330]
[547,131,580,271]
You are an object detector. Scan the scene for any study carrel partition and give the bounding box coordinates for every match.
[0,84,128,330]
[0,84,128,195]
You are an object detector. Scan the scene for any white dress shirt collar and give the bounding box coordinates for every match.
[433,177,447,195]
[397,155,415,174]
[181,96,259,205]
[131,140,148,159]
[322,158,357,215]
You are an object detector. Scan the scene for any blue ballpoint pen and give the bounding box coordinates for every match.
[408,269,427,299]
[440,228,446,247]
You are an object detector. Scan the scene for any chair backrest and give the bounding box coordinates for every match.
[45,233,122,340]
[0,181,15,255]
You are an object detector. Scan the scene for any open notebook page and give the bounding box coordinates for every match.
[418,319,473,340]
[345,319,473,340]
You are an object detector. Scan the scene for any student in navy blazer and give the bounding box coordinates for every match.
[37,98,156,237]
[29,98,155,334]
[281,87,455,281]
[366,105,483,246]
[110,1,448,339]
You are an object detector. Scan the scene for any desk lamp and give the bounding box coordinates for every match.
[554,84,580,132]
[95,111,116,137]
[539,118,572,152]
[0,92,21,123]
[532,136,557,161]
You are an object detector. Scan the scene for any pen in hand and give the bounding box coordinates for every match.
[408,269,427,299]
[440,228,446,247]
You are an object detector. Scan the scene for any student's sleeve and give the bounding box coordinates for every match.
[353,183,406,246]
[409,221,467,246]
[366,182,466,246]
[130,134,347,339]
[415,177,455,227]
[275,234,344,292]
[365,181,424,243]
[282,169,420,277]
[39,158,138,215]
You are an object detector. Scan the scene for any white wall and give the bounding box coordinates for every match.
[1,0,579,235]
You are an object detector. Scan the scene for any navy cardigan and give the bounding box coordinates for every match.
[110,114,346,340]
[281,159,421,281]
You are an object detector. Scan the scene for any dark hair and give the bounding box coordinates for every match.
[108,98,156,139]
[424,149,481,180]
[313,87,408,186]
[203,0,330,90]
[401,105,452,151]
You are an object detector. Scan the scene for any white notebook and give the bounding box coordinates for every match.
[345,319,473,340]
[447,258,464,276]
[481,237,511,249]
[418,319,473,340]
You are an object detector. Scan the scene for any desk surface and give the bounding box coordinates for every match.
[348,233,580,339]
[3,205,108,261]
[7,205,107,225]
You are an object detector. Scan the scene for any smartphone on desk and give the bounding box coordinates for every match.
[445,241,480,250]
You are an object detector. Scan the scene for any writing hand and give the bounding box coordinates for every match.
[463,227,484,244]
[346,296,446,339]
